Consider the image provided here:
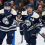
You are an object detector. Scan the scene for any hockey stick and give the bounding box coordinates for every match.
[39,33,44,38]
[27,23,42,31]
[21,35,23,43]
[28,23,44,38]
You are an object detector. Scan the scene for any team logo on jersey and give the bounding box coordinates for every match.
[2,17,9,25]
[30,18,32,20]
[30,18,34,21]
[25,20,31,26]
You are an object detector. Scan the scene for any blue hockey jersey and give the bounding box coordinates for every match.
[0,9,17,32]
[19,10,43,35]
[22,10,43,28]
[20,10,43,41]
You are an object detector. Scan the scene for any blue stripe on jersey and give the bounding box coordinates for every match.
[12,32,15,45]
[0,26,17,31]
[9,26,17,29]
[0,27,9,30]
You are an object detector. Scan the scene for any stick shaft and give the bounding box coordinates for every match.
[21,35,23,43]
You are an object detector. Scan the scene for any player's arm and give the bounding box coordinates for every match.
[0,9,4,25]
[34,16,43,33]
[11,9,17,19]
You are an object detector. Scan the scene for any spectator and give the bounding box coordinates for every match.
[29,0,34,5]
[23,0,28,6]
[23,6,26,11]
[20,0,28,6]
[15,0,21,5]
[27,0,30,4]
[3,0,7,3]
[29,0,37,10]
[12,5,18,11]
[44,0,45,5]
[43,0,45,11]
[33,0,37,6]
[36,5,43,15]
[18,3,25,12]
[0,0,7,10]
[10,1,15,8]
[40,0,44,6]
[36,0,41,7]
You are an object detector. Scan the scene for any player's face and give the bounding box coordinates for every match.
[17,14,21,19]
[27,7,33,13]
[4,6,11,10]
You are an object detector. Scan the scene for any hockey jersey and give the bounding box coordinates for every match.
[22,10,43,30]
[13,15,28,25]
[41,11,45,25]
[19,10,43,36]
[0,9,17,32]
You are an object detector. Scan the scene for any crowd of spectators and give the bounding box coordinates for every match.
[0,0,45,15]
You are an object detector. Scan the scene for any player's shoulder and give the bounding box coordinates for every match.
[31,12,39,18]
[0,9,4,14]
[22,10,28,16]
[42,11,45,16]
[11,9,17,15]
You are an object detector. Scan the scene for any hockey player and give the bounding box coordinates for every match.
[0,2,17,45]
[12,11,28,26]
[20,4,42,45]
[13,11,28,35]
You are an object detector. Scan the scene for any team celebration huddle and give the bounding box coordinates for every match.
[0,0,45,45]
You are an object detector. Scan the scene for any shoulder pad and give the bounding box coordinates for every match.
[11,9,17,15]
[31,12,39,18]
[42,11,45,16]
[0,9,4,14]
[22,10,28,16]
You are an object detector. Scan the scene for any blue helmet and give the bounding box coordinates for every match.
[4,2,11,7]
[26,4,34,9]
